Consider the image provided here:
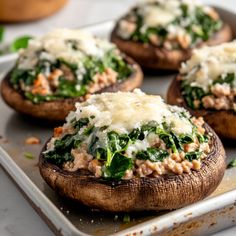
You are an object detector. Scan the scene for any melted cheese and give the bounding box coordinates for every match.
[18,28,114,70]
[117,0,212,40]
[138,0,181,27]
[140,6,176,27]
[180,41,236,91]
[66,89,193,135]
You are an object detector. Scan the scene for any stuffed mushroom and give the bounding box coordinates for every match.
[168,41,236,140]
[111,0,232,70]
[1,29,143,121]
[39,90,225,212]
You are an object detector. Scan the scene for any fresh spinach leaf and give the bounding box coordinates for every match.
[136,147,169,162]
[171,132,183,151]
[180,134,194,144]
[141,121,158,134]
[104,153,133,179]
[185,151,202,161]
[227,159,236,168]
[196,133,208,143]
[10,35,32,52]
[58,58,78,71]
[95,147,107,160]
[56,79,86,98]
[72,118,89,131]
[83,125,94,136]
[44,150,73,165]
[87,134,99,156]
[10,68,35,86]
[213,73,235,86]
[129,128,143,141]
[0,26,4,42]
[157,128,177,153]
[182,84,206,109]
[107,131,130,153]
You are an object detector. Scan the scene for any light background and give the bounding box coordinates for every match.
[0,0,235,235]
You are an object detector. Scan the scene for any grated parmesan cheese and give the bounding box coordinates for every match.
[66,89,193,135]
[18,29,115,70]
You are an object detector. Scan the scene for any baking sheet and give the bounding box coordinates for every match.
[0,6,236,236]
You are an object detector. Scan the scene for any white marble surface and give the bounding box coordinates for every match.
[0,0,236,235]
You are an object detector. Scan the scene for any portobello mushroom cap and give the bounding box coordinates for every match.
[0,56,143,122]
[167,77,236,140]
[111,23,232,70]
[39,124,225,212]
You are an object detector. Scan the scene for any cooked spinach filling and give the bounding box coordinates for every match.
[128,3,222,47]
[181,73,235,109]
[44,118,208,180]
[10,50,132,103]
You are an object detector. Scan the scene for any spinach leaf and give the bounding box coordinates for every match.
[0,26,4,42]
[185,151,202,161]
[213,73,235,86]
[181,4,188,17]
[83,125,94,136]
[227,159,236,168]
[196,133,208,144]
[58,58,78,71]
[10,68,35,86]
[157,128,177,153]
[142,121,158,134]
[56,79,86,98]
[180,134,194,144]
[54,133,80,150]
[129,128,144,141]
[171,132,183,151]
[136,147,169,162]
[104,153,133,179]
[95,147,107,160]
[44,150,73,165]
[25,92,58,103]
[10,36,32,52]
[44,130,86,165]
[107,131,130,153]
[182,84,206,109]
[72,118,89,131]
[87,134,99,156]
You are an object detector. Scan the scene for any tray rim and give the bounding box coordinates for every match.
[1,7,236,236]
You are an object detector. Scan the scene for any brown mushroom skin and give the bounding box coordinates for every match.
[39,124,225,212]
[0,56,143,122]
[111,24,232,70]
[167,77,236,140]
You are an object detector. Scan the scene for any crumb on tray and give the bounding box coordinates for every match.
[25,136,41,145]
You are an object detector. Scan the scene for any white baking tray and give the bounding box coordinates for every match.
[0,6,236,236]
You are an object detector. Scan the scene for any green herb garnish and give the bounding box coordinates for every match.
[185,151,202,161]
[24,152,35,159]
[227,159,236,168]
[136,147,168,162]
[0,26,4,42]
[10,35,32,52]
